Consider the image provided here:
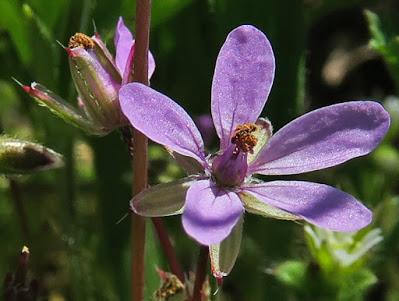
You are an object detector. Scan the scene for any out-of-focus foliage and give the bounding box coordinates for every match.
[0,0,398,300]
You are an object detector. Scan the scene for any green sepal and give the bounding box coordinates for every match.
[240,192,300,220]
[209,215,243,278]
[131,177,196,217]
[165,146,204,175]
[26,82,108,135]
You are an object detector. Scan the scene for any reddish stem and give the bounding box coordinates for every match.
[192,246,209,301]
[152,217,185,282]
[130,0,151,300]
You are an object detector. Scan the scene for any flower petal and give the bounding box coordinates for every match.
[209,215,243,278]
[249,101,390,175]
[182,180,244,245]
[211,25,275,149]
[131,177,195,217]
[119,83,206,164]
[243,181,372,232]
[114,17,133,75]
[114,17,155,79]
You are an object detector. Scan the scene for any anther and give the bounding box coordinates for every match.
[68,33,95,49]
[231,123,258,154]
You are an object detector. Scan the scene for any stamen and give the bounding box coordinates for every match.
[231,123,258,154]
[68,33,95,49]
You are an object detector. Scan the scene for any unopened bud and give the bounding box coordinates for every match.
[68,33,126,130]
[0,137,63,175]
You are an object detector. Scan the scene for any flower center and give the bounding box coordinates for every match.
[68,33,95,49]
[231,123,258,154]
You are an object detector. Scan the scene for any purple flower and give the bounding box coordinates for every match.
[22,17,155,135]
[119,26,390,276]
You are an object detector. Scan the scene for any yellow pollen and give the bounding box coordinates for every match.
[68,33,95,49]
[231,123,258,154]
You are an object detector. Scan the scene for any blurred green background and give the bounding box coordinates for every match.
[1,0,399,300]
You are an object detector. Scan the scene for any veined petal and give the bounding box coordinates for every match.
[114,17,134,76]
[131,177,195,217]
[120,83,206,165]
[243,181,372,232]
[114,17,155,79]
[211,25,275,150]
[249,101,390,175]
[182,180,244,245]
[209,215,243,278]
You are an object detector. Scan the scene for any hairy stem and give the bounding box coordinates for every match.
[192,246,209,301]
[130,0,151,300]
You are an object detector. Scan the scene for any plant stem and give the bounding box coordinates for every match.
[192,246,209,301]
[9,179,30,243]
[130,0,151,300]
[152,217,185,282]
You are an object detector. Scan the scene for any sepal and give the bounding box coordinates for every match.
[23,82,107,135]
[239,191,300,220]
[209,216,243,278]
[131,177,196,217]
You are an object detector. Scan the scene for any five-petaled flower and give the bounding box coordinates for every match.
[21,17,155,136]
[119,25,390,277]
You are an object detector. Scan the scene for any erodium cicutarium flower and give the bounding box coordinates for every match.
[21,17,155,135]
[119,25,390,278]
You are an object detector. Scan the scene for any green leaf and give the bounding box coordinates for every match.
[274,260,307,289]
[338,269,377,301]
[0,1,32,64]
[209,215,243,277]
[364,10,386,50]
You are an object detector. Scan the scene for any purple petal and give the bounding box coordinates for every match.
[249,101,390,175]
[182,180,244,245]
[114,17,134,76]
[114,17,155,79]
[119,83,206,164]
[243,181,372,232]
[211,25,275,149]
[194,114,216,147]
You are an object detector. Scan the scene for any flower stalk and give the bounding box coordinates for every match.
[192,246,209,301]
[130,0,151,300]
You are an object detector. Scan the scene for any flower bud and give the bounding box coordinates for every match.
[68,33,126,130]
[0,136,63,175]
[22,82,107,135]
